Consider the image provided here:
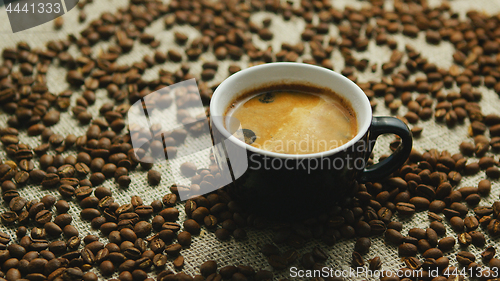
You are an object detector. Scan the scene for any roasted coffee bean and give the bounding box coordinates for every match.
[403,257,421,270]
[464,216,479,231]
[478,179,491,195]
[43,110,60,126]
[177,231,192,246]
[396,203,416,216]
[134,221,152,238]
[9,196,26,212]
[352,251,364,267]
[488,219,500,237]
[180,162,197,177]
[41,173,59,188]
[450,202,468,217]
[423,248,443,259]
[44,222,62,236]
[160,208,179,221]
[184,219,200,235]
[148,170,161,185]
[35,210,52,224]
[481,246,496,261]
[162,194,177,207]
[204,215,218,229]
[55,200,70,213]
[100,260,114,276]
[191,207,209,222]
[456,251,475,266]
[367,256,381,271]
[425,228,438,247]
[101,163,116,178]
[63,225,79,238]
[399,243,418,257]
[470,231,486,247]
[75,162,90,177]
[162,222,181,232]
[408,228,426,240]
[117,175,131,188]
[215,228,230,241]
[165,243,182,256]
[450,217,464,232]
[354,237,371,254]
[268,254,287,270]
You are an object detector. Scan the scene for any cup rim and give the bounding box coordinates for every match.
[210,62,372,159]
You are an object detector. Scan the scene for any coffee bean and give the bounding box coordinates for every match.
[482,246,496,261]
[191,207,209,222]
[402,256,421,271]
[456,251,475,266]
[176,231,192,248]
[470,231,486,247]
[44,222,62,236]
[55,200,70,213]
[9,196,26,212]
[148,170,161,185]
[463,216,479,231]
[100,260,115,276]
[40,172,59,188]
[35,210,52,224]
[167,50,182,62]
[162,194,177,207]
[450,216,464,232]
[423,248,443,259]
[267,254,287,270]
[117,175,131,188]
[425,228,438,247]
[352,251,364,267]
[180,162,197,177]
[383,229,403,245]
[396,202,416,216]
[165,243,182,256]
[184,219,200,235]
[172,255,184,269]
[488,219,500,237]
[354,237,371,254]
[408,228,426,240]
[200,260,217,277]
[478,179,491,195]
[399,243,417,257]
[43,110,60,126]
[134,221,152,237]
[215,228,230,241]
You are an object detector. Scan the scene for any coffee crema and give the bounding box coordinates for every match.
[224,83,357,154]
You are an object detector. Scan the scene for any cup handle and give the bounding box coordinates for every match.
[359,116,413,183]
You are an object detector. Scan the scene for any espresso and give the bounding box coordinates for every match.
[224,84,357,154]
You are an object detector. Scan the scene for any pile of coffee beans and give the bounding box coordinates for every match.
[0,0,500,280]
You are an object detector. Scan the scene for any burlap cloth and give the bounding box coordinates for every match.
[0,0,500,280]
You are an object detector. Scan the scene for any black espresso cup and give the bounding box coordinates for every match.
[209,63,412,219]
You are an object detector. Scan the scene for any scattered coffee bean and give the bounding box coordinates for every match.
[148,170,161,185]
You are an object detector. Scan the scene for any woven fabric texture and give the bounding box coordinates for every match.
[0,0,500,280]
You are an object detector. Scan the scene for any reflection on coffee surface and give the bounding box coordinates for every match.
[225,84,357,154]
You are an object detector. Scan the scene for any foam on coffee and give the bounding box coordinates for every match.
[225,83,357,154]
